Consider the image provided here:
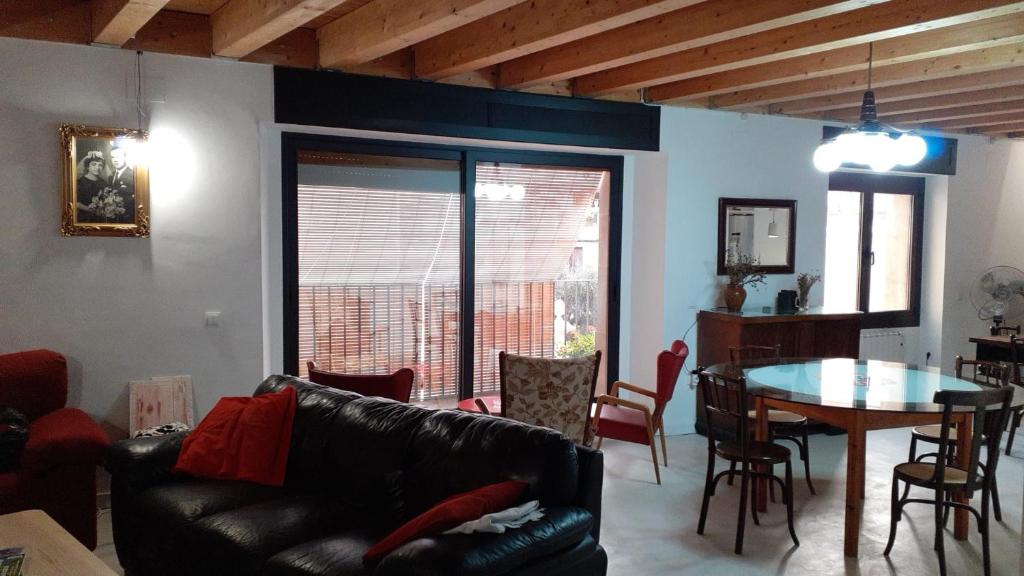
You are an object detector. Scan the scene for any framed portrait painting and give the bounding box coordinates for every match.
[60,124,149,237]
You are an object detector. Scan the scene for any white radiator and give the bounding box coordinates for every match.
[859,330,905,363]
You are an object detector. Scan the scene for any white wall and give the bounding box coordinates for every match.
[0,37,273,435]
[657,107,832,432]
[940,137,1024,371]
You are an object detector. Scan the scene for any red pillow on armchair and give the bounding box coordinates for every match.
[174,386,296,487]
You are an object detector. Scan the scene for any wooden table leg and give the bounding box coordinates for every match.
[844,412,866,558]
[755,397,769,512]
[954,413,973,541]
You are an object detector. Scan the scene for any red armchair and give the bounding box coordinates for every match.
[592,340,688,484]
[0,350,110,549]
[306,361,415,403]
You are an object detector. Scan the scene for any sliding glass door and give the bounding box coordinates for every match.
[283,136,621,401]
[472,160,611,395]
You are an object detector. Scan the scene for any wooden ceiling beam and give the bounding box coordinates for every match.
[648,13,1024,102]
[709,43,1024,109]
[93,0,172,45]
[211,0,349,59]
[980,121,1024,133]
[770,67,1024,114]
[821,85,1024,119]
[927,114,1024,130]
[412,0,702,81]
[880,100,1024,124]
[574,0,1024,97]
[319,0,520,70]
[496,0,881,89]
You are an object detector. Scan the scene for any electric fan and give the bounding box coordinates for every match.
[969,266,1024,328]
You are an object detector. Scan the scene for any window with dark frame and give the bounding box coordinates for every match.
[824,172,924,329]
[282,134,623,401]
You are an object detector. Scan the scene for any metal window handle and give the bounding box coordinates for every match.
[870,251,875,266]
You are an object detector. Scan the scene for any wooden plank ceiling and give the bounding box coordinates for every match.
[4,0,1023,138]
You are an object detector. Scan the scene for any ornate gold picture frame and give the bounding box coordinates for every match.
[60,124,149,237]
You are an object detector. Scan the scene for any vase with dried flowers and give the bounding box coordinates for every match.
[796,272,821,310]
[723,251,767,312]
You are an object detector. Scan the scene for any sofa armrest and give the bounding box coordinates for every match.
[374,507,593,576]
[575,445,603,543]
[21,408,110,474]
[105,430,189,492]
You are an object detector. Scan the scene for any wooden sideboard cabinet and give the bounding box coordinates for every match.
[695,307,861,433]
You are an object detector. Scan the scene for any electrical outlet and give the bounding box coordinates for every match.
[204,310,221,327]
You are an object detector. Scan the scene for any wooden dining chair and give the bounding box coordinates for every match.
[728,345,816,495]
[592,340,688,485]
[884,385,1015,576]
[903,357,1010,519]
[498,351,601,446]
[696,368,799,555]
[1005,335,1024,454]
[305,361,415,403]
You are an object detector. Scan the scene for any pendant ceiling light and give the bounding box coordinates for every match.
[813,43,927,173]
[767,209,779,238]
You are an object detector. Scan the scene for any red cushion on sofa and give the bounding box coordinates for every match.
[0,349,68,421]
[174,386,296,487]
[363,479,528,563]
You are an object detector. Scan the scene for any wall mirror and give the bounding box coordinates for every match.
[717,198,796,275]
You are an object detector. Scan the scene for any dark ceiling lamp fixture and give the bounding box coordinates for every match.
[813,43,927,173]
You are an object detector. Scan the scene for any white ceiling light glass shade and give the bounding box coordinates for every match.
[813,43,927,174]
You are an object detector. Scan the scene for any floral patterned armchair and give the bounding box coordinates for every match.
[498,351,602,446]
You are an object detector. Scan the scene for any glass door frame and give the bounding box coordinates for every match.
[282,133,624,399]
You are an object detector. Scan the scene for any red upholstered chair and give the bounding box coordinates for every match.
[306,361,415,403]
[0,349,110,549]
[592,340,688,484]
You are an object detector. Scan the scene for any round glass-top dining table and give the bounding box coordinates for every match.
[706,358,1024,558]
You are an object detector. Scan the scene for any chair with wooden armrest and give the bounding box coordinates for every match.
[592,340,688,485]
[305,360,415,403]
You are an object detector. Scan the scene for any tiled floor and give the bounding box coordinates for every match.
[95,428,1024,575]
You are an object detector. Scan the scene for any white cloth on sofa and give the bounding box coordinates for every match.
[443,500,545,535]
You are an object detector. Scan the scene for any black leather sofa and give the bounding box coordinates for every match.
[107,375,607,576]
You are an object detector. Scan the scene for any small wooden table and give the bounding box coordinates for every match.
[457,395,501,414]
[0,509,116,576]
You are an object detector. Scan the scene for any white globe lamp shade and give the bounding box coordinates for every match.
[895,133,927,166]
[813,141,842,172]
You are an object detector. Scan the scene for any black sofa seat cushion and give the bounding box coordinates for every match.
[191,493,354,575]
[263,529,378,576]
[376,506,594,576]
[135,480,285,527]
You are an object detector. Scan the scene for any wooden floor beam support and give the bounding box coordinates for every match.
[319,0,520,70]
[413,0,701,80]
[92,0,171,46]
[211,0,349,59]
[710,43,1024,109]
[497,0,880,89]
[648,13,1024,102]
[820,85,1024,119]
[574,0,1024,97]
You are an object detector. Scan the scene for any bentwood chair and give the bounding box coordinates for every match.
[884,386,1015,576]
[592,340,688,484]
[1005,335,1024,454]
[904,357,1010,519]
[306,361,415,403]
[498,351,601,446]
[728,345,816,495]
[696,368,799,555]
